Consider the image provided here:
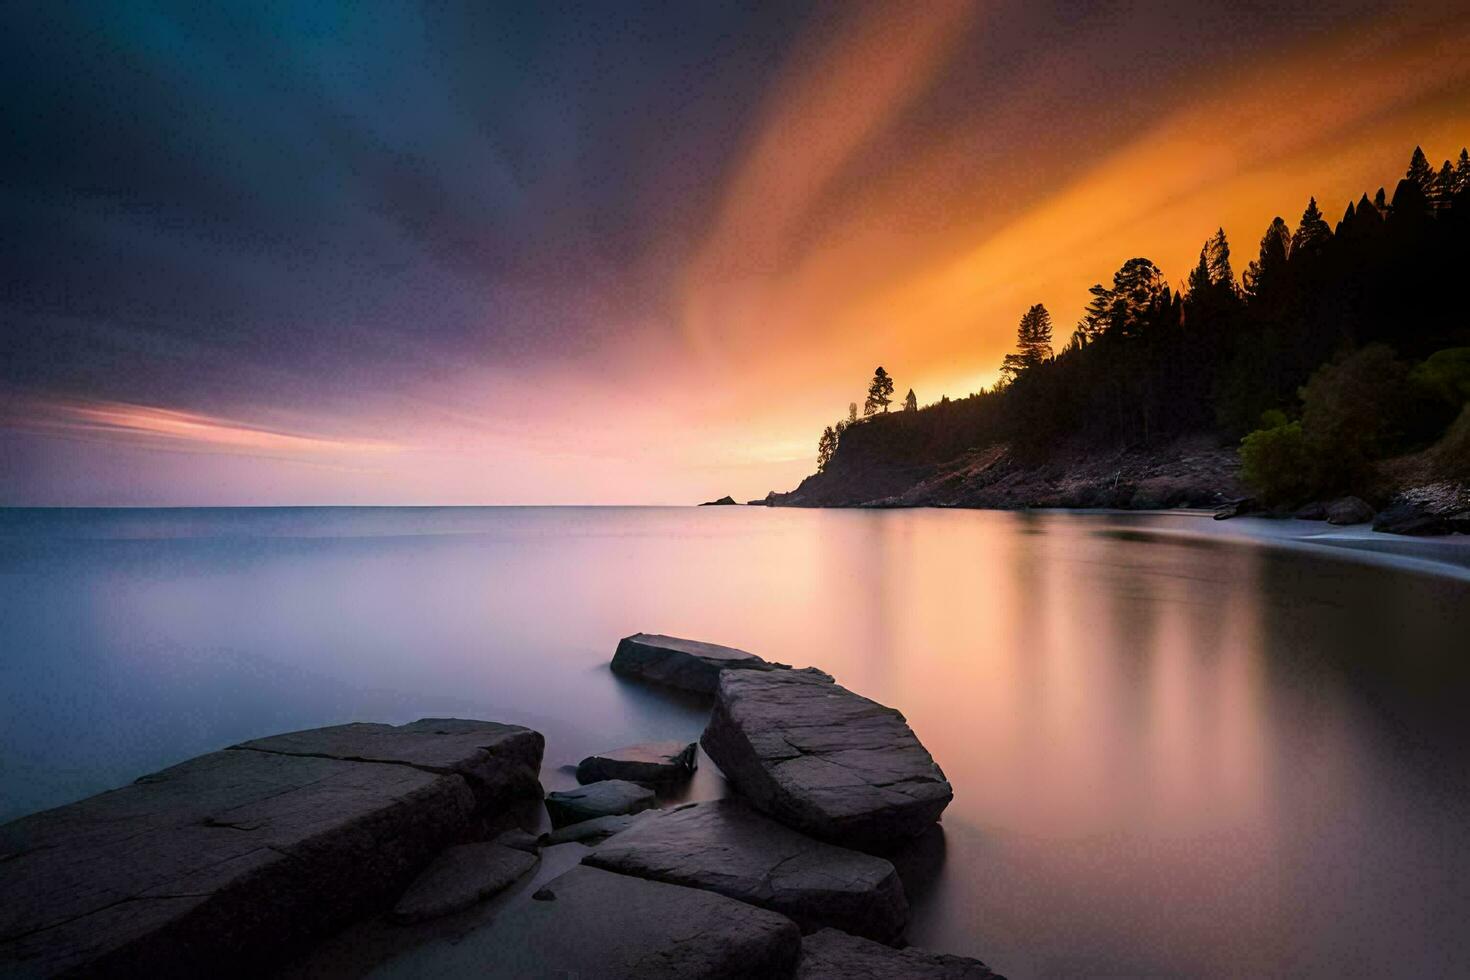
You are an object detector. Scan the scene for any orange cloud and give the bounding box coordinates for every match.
[3,397,400,459]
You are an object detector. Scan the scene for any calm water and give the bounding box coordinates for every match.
[2,507,1469,977]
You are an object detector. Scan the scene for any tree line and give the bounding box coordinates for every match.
[814,145,1470,502]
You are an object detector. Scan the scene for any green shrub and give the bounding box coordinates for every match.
[1434,405,1470,479]
[1410,347,1470,408]
[1239,421,1317,505]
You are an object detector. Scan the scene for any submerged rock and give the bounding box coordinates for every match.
[0,718,544,977]
[1326,496,1375,525]
[1294,501,1328,520]
[394,865,801,979]
[540,812,650,846]
[586,799,908,942]
[701,670,952,850]
[576,741,697,785]
[392,842,538,923]
[611,632,790,693]
[545,779,657,828]
[797,928,1004,979]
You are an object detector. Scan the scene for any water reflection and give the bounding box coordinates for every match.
[1,506,1467,977]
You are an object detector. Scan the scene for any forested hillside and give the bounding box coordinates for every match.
[772,147,1470,530]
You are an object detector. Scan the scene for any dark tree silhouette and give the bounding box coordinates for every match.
[847,402,859,424]
[817,426,837,471]
[904,388,918,412]
[1407,145,1436,196]
[864,367,894,414]
[1243,217,1290,299]
[1290,197,1332,256]
[999,304,1053,385]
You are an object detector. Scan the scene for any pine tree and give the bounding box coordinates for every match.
[999,304,1053,385]
[863,367,894,414]
[817,426,837,472]
[1206,228,1233,287]
[1407,145,1436,196]
[1435,159,1456,210]
[1076,283,1112,342]
[1243,217,1290,298]
[847,402,858,425]
[904,388,917,412]
[1290,197,1331,256]
[1110,258,1166,337]
[1374,187,1387,210]
[1457,149,1470,194]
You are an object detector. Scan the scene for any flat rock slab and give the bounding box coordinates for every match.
[586,799,908,942]
[611,633,791,693]
[392,842,538,923]
[576,740,697,784]
[545,780,657,828]
[701,670,953,850]
[392,865,800,979]
[0,718,544,978]
[540,812,649,846]
[798,928,1004,979]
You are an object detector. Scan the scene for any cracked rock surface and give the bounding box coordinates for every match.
[797,927,1004,979]
[576,740,697,784]
[610,633,790,693]
[545,779,657,828]
[586,799,908,942]
[0,718,544,977]
[701,670,953,849]
[391,841,538,923]
[394,864,801,979]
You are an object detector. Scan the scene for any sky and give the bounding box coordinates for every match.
[3,0,1469,505]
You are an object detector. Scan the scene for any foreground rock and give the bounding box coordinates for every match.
[798,928,1003,979]
[576,740,697,785]
[1374,483,1470,536]
[611,632,792,693]
[702,670,952,850]
[545,779,657,828]
[392,842,538,923]
[540,812,649,846]
[0,718,544,977]
[396,865,801,979]
[586,799,907,942]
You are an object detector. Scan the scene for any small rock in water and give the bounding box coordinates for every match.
[585,798,908,942]
[797,927,1004,979]
[540,812,649,846]
[1293,501,1328,521]
[545,779,657,828]
[392,842,538,923]
[611,632,791,693]
[576,740,697,785]
[701,669,952,850]
[492,827,542,854]
[1326,495,1375,525]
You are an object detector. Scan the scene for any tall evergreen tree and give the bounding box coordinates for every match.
[1110,258,1167,337]
[864,367,894,414]
[999,304,1053,384]
[1290,197,1332,257]
[847,402,858,424]
[1076,283,1112,343]
[904,388,918,412]
[1188,229,1234,296]
[1407,145,1436,196]
[1374,186,1387,210]
[817,426,837,472]
[1457,149,1470,194]
[1435,160,1457,210]
[1243,217,1290,298]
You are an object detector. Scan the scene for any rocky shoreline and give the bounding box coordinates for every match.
[0,635,1002,979]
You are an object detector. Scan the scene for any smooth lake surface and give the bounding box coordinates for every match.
[2,507,1469,977]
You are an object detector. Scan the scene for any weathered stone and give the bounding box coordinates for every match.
[586,799,907,942]
[493,827,542,854]
[392,842,538,923]
[1213,497,1258,520]
[395,865,801,979]
[611,633,790,693]
[0,718,544,978]
[1294,501,1328,520]
[576,740,697,785]
[701,670,952,850]
[797,928,1004,979]
[540,812,649,846]
[545,779,656,828]
[1326,495,1375,525]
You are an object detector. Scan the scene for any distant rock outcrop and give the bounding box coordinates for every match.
[699,495,738,506]
[701,670,953,850]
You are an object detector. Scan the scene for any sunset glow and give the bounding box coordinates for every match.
[3,2,1468,504]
